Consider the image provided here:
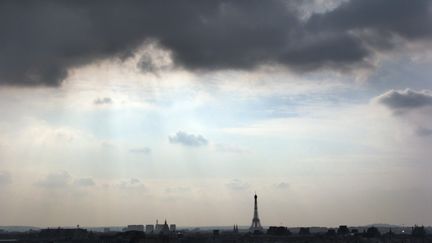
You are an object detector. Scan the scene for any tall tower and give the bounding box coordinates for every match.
[249,193,264,233]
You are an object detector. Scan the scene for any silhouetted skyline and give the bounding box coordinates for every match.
[0,0,432,227]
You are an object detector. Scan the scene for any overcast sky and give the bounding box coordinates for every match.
[1,0,432,228]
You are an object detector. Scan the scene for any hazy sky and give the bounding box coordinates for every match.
[1,0,432,227]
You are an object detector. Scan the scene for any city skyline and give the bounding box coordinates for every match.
[1,0,432,227]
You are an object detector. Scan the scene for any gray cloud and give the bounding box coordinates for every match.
[275,182,290,189]
[307,0,432,40]
[35,171,71,188]
[94,97,112,105]
[226,179,249,191]
[137,47,173,74]
[118,178,146,190]
[74,178,96,187]
[0,171,11,186]
[416,127,432,137]
[1,0,431,86]
[129,147,151,154]
[375,89,432,110]
[169,131,208,147]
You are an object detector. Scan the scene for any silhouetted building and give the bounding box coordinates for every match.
[124,225,144,232]
[155,219,163,233]
[160,220,170,235]
[249,193,264,233]
[103,227,111,233]
[267,226,291,235]
[327,229,336,236]
[383,228,395,238]
[412,225,426,237]
[233,224,239,233]
[105,230,146,243]
[169,224,176,232]
[39,228,89,240]
[298,227,310,235]
[146,224,154,233]
[338,225,350,235]
[365,226,381,238]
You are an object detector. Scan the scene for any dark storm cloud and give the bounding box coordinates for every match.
[375,89,432,110]
[0,0,431,86]
[307,0,432,40]
[169,131,208,147]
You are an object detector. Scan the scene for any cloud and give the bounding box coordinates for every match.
[275,182,290,189]
[118,178,146,190]
[226,179,249,191]
[94,97,112,105]
[74,178,96,187]
[35,171,71,188]
[374,89,432,110]
[0,171,11,186]
[137,43,174,74]
[416,127,432,137]
[169,131,208,147]
[1,0,431,86]
[307,0,432,40]
[129,147,151,154]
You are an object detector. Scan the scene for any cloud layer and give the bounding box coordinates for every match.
[1,0,431,86]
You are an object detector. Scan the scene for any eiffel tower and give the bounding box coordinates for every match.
[249,193,264,233]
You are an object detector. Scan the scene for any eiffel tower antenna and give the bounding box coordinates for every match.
[249,193,264,233]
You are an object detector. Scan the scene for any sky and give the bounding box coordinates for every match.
[0,0,432,228]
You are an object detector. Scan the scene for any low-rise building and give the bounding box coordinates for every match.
[124,225,144,232]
